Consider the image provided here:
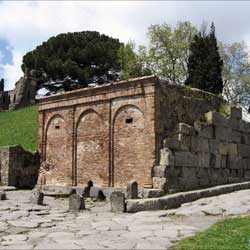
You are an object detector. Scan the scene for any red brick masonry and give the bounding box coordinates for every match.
[38,76,157,188]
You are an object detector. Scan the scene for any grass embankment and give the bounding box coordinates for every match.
[0,105,38,152]
[171,217,250,250]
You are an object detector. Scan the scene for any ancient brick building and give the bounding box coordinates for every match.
[38,76,225,191]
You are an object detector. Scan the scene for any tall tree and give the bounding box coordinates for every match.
[185,22,223,94]
[118,21,197,84]
[147,21,197,84]
[219,41,250,107]
[22,31,122,87]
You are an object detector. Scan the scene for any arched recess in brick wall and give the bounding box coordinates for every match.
[45,114,71,185]
[112,105,146,187]
[76,110,108,187]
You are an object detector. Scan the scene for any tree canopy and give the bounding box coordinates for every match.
[185,23,223,94]
[21,31,122,87]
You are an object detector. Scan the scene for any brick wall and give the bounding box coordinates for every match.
[38,76,157,188]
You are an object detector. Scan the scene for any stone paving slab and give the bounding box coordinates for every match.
[0,189,250,249]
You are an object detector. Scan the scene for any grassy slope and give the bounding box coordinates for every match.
[171,217,250,250]
[0,105,38,152]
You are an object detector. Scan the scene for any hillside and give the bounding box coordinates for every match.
[0,105,38,152]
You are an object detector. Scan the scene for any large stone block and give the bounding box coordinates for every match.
[221,155,227,168]
[197,152,210,168]
[219,143,238,156]
[195,123,214,139]
[215,126,232,142]
[230,119,240,131]
[244,158,250,170]
[163,138,180,150]
[238,144,250,158]
[179,167,198,188]
[174,151,198,167]
[110,191,126,213]
[152,177,168,191]
[178,123,196,136]
[190,136,209,152]
[231,131,241,144]
[210,153,221,168]
[209,139,219,154]
[178,134,191,151]
[230,106,242,120]
[126,181,138,199]
[205,111,229,127]
[160,148,174,166]
[153,165,168,178]
[228,156,244,170]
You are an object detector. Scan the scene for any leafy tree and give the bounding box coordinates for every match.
[118,41,151,79]
[146,21,197,84]
[185,22,223,94]
[219,41,250,107]
[22,31,122,87]
[118,21,197,84]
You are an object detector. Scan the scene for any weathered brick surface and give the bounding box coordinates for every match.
[39,76,156,188]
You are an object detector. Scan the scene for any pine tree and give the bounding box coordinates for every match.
[185,22,223,94]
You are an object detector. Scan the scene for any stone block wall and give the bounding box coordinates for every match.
[153,107,250,192]
[0,145,40,188]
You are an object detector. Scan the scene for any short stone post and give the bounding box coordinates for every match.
[69,194,85,211]
[30,189,44,205]
[82,180,94,198]
[110,191,126,213]
[96,190,106,201]
[0,191,6,200]
[126,180,138,199]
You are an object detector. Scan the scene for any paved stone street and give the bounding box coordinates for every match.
[0,190,250,249]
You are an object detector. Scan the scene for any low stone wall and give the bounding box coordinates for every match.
[0,145,40,188]
[127,181,250,212]
[153,106,250,192]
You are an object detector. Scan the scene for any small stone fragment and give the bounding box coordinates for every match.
[0,191,7,200]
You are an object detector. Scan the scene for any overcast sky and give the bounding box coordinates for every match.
[1,1,250,90]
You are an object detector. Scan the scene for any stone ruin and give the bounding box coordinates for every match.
[39,75,245,194]
[0,145,40,189]
[0,70,42,111]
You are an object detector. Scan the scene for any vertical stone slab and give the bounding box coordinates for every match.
[30,189,44,205]
[126,181,138,199]
[110,191,126,212]
[69,194,85,211]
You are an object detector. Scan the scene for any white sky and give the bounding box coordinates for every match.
[1,1,250,90]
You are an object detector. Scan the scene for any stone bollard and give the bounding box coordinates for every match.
[126,180,138,199]
[0,191,6,200]
[82,180,94,198]
[69,194,85,211]
[96,190,106,201]
[110,191,126,212]
[30,189,44,205]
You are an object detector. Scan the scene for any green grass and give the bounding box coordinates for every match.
[171,217,250,250]
[0,105,38,152]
